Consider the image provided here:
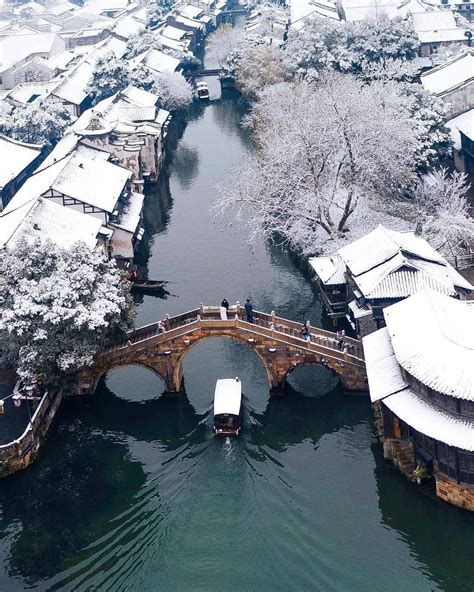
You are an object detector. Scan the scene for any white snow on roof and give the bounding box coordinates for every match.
[309,254,346,285]
[120,84,158,107]
[447,109,474,150]
[6,80,59,104]
[113,15,144,39]
[385,387,474,451]
[143,48,180,73]
[173,14,204,30]
[0,135,41,189]
[213,378,242,416]
[342,3,397,21]
[412,9,457,32]
[348,299,372,319]
[421,50,474,96]
[52,58,94,105]
[363,327,408,402]
[336,225,470,299]
[113,191,143,233]
[338,225,445,276]
[0,31,62,71]
[52,153,130,212]
[158,35,189,52]
[0,197,101,250]
[417,28,466,44]
[384,290,474,400]
[161,25,187,41]
[178,4,204,19]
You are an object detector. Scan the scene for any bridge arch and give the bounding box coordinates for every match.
[282,360,342,392]
[172,334,274,392]
[88,362,168,396]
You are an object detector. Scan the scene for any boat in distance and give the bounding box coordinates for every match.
[195,81,210,100]
[213,378,242,437]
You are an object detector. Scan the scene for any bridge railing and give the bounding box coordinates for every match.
[100,306,364,367]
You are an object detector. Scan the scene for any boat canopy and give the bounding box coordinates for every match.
[213,378,242,417]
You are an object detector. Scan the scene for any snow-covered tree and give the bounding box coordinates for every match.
[0,240,134,385]
[87,52,131,104]
[401,84,453,172]
[214,75,418,253]
[344,14,420,69]
[153,71,193,110]
[412,169,474,257]
[146,0,174,29]
[206,23,244,69]
[125,32,162,59]
[231,41,293,98]
[129,62,155,92]
[0,100,71,149]
[285,14,419,80]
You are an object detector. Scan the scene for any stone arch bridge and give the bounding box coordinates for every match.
[76,306,367,396]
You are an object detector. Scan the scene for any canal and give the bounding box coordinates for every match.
[1,84,474,592]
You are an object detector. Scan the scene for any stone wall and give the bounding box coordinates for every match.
[435,473,474,511]
[383,437,416,478]
[0,389,63,478]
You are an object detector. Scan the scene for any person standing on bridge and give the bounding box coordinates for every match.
[301,324,310,342]
[221,298,229,311]
[245,299,254,323]
[337,329,345,350]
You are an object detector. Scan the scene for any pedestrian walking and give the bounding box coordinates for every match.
[244,299,254,323]
[156,320,166,335]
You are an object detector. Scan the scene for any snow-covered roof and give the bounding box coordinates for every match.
[336,225,471,299]
[52,58,94,105]
[112,190,143,233]
[113,15,144,39]
[5,80,59,104]
[421,50,474,96]
[447,108,474,150]
[52,153,131,212]
[348,299,372,319]
[141,48,181,73]
[213,378,242,416]
[384,290,474,400]
[157,35,189,53]
[363,327,408,403]
[93,35,127,60]
[364,321,474,451]
[0,135,41,190]
[0,31,62,71]
[386,387,474,451]
[47,2,77,17]
[342,3,397,21]
[0,196,102,250]
[161,25,187,41]
[72,85,161,136]
[173,14,204,30]
[338,225,445,276]
[178,4,204,19]
[412,9,457,32]
[309,254,346,285]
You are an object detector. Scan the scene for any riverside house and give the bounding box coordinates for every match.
[364,290,474,511]
[309,225,473,336]
[72,85,171,189]
[3,135,144,262]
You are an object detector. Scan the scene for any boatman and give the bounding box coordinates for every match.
[245,299,254,323]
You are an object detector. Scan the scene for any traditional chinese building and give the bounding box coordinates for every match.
[310,225,473,336]
[363,290,474,511]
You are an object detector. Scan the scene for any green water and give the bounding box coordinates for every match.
[1,90,474,592]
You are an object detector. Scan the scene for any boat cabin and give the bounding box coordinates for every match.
[196,81,210,100]
[213,378,242,437]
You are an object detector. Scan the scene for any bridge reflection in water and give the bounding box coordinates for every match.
[77,305,367,396]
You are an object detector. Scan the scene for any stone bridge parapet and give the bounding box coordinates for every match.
[76,306,367,395]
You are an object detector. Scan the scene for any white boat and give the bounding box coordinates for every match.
[213,378,242,437]
[196,81,210,100]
